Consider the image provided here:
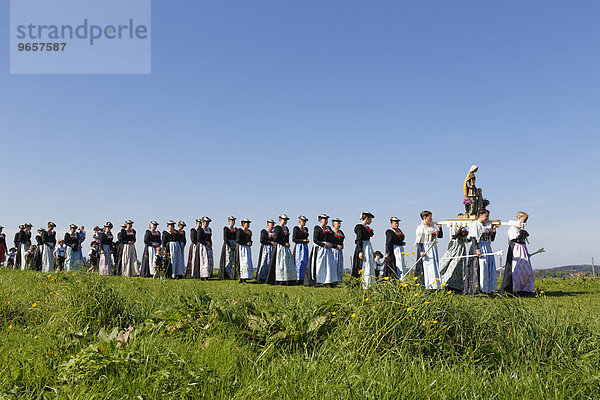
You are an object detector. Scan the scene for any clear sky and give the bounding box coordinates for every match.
[1,1,599,268]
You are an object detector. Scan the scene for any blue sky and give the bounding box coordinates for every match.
[1,1,599,267]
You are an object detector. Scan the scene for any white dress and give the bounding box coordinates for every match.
[415,224,442,289]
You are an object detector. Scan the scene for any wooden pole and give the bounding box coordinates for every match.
[592,257,595,277]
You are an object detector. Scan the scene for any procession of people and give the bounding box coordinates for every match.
[0,166,537,294]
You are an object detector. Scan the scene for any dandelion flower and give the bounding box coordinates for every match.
[54,292,58,296]
[540,290,544,294]
[415,283,420,287]
[424,301,430,305]
[31,303,37,307]
[7,302,10,305]
[414,293,418,297]
[432,320,438,324]
[406,307,411,312]
[332,312,336,316]
[351,313,356,318]
[412,277,418,281]
[435,278,440,282]
[401,283,408,288]
[365,298,369,302]
[46,274,51,278]
[384,277,390,281]
[358,269,364,274]
[447,290,452,294]
[8,325,13,329]
[411,251,416,255]
[441,283,446,287]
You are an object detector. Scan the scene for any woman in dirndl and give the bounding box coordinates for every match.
[267,214,296,285]
[120,220,138,276]
[219,216,237,280]
[98,222,114,275]
[465,209,497,294]
[64,224,82,271]
[439,215,469,292]
[188,218,202,278]
[415,211,443,289]
[141,221,161,277]
[34,228,44,271]
[234,219,253,282]
[351,212,376,289]
[196,217,214,280]
[384,217,406,280]
[292,216,310,284]
[305,214,337,287]
[256,219,275,282]
[500,211,535,295]
[41,222,57,272]
[331,218,345,284]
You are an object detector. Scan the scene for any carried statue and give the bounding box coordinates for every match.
[463,165,489,217]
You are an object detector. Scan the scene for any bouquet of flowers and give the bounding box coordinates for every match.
[463,198,471,205]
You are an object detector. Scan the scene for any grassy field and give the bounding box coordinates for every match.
[1,270,599,399]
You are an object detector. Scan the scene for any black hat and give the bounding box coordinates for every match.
[360,211,374,220]
[278,214,290,220]
[69,224,77,229]
[48,222,56,228]
[178,220,186,227]
[150,221,159,226]
[318,214,329,220]
[0,225,3,229]
[121,223,126,228]
[332,218,342,223]
[125,220,134,225]
[105,222,113,228]
[195,218,202,223]
[241,218,251,224]
[37,228,44,232]
[24,223,33,227]
[202,216,212,223]
[18,225,24,230]
[266,219,275,224]
[228,216,236,221]
[298,215,308,222]
[166,220,176,226]
[390,217,401,222]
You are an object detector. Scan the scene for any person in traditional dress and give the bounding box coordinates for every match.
[374,251,385,279]
[25,245,36,270]
[41,222,57,273]
[438,214,469,292]
[188,219,202,278]
[113,223,126,275]
[351,212,376,289]
[64,224,82,271]
[54,240,66,271]
[13,225,24,270]
[120,220,138,277]
[162,221,176,278]
[305,214,337,287]
[465,209,497,294]
[464,165,479,216]
[219,216,237,280]
[98,222,114,276]
[331,218,345,284]
[18,223,32,270]
[88,242,99,272]
[500,211,535,295]
[34,228,44,271]
[140,221,161,278]
[196,217,214,280]
[256,219,275,282]
[92,226,101,248]
[76,226,86,264]
[0,226,6,267]
[171,221,187,278]
[234,219,253,282]
[154,247,166,279]
[7,248,16,269]
[267,214,296,285]
[384,217,406,280]
[292,216,310,284]
[415,211,443,289]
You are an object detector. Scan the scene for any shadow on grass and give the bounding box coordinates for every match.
[540,291,588,298]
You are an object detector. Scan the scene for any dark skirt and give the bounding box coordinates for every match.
[140,245,151,277]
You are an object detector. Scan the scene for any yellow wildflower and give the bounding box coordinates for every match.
[424,301,430,305]
[55,292,59,296]
[46,274,51,278]
[414,293,418,297]
[447,290,452,294]
[406,307,411,312]
[432,320,438,324]
[435,278,440,282]
[540,290,544,294]
[358,269,364,274]
[8,325,13,329]
[332,312,336,316]
[412,277,418,281]
[441,283,446,287]
[351,313,356,318]
[365,297,369,302]
[32,303,37,307]
[383,277,390,281]
[401,283,408,288]
[411,251,415,255]
[415,283,420,287]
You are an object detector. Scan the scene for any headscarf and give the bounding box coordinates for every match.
[463,165,478,197]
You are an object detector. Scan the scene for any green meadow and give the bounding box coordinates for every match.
[1,269,599,399]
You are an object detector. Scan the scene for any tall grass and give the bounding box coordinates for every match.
[0,269,599,399]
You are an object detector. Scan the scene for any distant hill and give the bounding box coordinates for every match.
[535,264,596,278]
